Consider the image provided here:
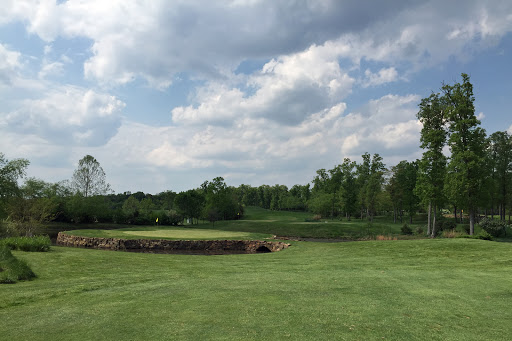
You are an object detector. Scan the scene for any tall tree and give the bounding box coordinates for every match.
[0,153,30,218]
[389,161,420,224]
[340,158,358,220]
[443,73,487,235]
[415,92,447,237]
[487,131,512,220]
[365,153,386,221]
[71,155,111,197]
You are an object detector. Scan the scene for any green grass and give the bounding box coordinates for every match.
[0,245,36,284]
[4,207,510,340]
[1,239,511,340]
[63,226,272,241]
[0,235,52,252]
[207,206,423,239]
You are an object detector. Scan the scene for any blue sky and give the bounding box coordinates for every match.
[1,0,512,194]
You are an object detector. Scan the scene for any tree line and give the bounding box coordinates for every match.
[1,74,511,237]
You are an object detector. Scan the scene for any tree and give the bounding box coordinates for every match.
[174,189,205,224]
[71,155,111,197]
[365,154,386,221]
[487,131,512,220]
[388,161,419,224]
[340,158,358,220]
[443,74,487,235]
[415,92,447,237]
[0,153,30,217]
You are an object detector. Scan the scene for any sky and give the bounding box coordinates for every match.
[1,0,512,194]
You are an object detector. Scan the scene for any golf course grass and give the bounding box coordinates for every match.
[62,226,271,241]
[2,207,512,340]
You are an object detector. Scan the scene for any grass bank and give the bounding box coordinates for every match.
[1,238,511,340]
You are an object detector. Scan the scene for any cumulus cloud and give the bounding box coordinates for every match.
[0,43,21,86]
[362,67,398,87]
[3,1,511,88]
[2,86,125,146]
[1,0,511,192]
[172,41,355,126]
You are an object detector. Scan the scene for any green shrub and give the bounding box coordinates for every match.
[401,223,413,235]
[0,235,51,252]
[457,230,493,241]
[435,217,456,232]
[0,245,37,284]
[476,230,493,240]
[461,224,470,234]
[479,218,508,237]
[415,226,424,236]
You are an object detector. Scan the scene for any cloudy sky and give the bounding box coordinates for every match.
[1,1,512,194]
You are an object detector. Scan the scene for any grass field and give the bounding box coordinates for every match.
[2,207,512,340]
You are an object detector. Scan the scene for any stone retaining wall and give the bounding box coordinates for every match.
[56,232,290,254]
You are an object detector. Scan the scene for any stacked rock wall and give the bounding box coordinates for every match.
[56,232,290,254]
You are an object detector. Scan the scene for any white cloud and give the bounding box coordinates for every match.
[363,67,398,87]
[0,43,22,86]
[4,1,511,88]
[2,86,125,146]
[172,41,355,126]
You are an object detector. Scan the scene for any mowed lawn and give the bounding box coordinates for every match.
[2,237,512,340]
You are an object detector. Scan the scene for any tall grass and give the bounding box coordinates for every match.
[0,235,51,252]
[0,245,36,283]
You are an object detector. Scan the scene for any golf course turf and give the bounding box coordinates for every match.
[1,208,511,340]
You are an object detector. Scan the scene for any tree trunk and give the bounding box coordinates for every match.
[431,205,437,238]
[469,209,475,235]
[454,205,457,223]
[427,201,432,236]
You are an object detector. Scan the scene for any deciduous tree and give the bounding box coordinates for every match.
[71,155,111,197]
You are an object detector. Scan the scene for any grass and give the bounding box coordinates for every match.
[1,239,512,340]
[0,235,52,252]
[200,207,424,239]
[0,245,36,284]
[3,207,510,340]
[62,226,272,241]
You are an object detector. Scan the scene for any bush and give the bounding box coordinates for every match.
[0,245,37,283]
[461,224,470,234]
[0,235,51,252]
[479,218,508,237]
[401,223,413,235]
[457,230,493,241]
[476,230,493,240]
[415,226,424,236]
[441,230,464,238]
[435,217,456,232]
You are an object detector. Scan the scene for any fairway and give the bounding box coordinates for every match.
[3,208,512,340]
[2,238,512,340]
[121,228,255,239]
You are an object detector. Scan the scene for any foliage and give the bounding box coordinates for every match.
[201,177,241,221]
[388,160,420,223]
[443,74,487,235]
[174,189,205,224]
[0,153,30,218]
[415,92,447,236]
[0,236,51,252]
[5,196,57,236]
[0,245,36,284]
[479,217,508,237]
[71,155,111,197]
[400,223,413,235]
